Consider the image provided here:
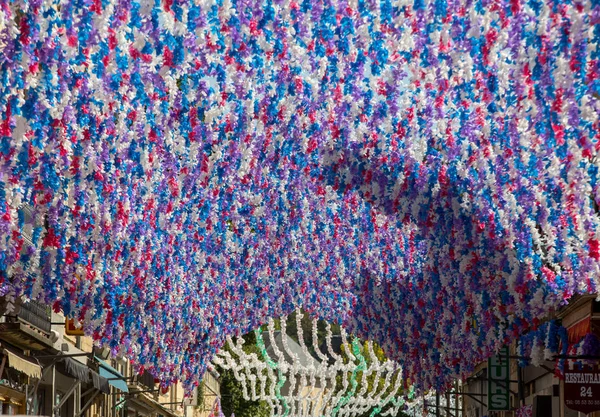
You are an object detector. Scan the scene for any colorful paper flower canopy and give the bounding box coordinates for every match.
[0,0,599,395]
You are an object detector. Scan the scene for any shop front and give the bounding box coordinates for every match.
[558,295,600,417]
[0,345,42,415]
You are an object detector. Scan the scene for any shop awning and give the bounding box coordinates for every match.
[567,316,591,344]
[61,357,90,383]
[3,348,42,379]
[95,356,128,392]
[90,370,110,394]
[134,393,180,417]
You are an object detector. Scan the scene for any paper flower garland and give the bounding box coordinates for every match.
[207,398,226,417]
[516,405,533,417]
[0,0,599,395]
[516,320,568,368]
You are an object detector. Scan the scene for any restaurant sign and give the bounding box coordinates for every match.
[564,368,600,414]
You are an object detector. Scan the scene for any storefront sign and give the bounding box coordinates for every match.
[564,368,600,414]
[65,319,84,336]
[488,347,510,411]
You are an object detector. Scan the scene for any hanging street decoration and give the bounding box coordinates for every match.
[0,0,599,395]
[515,405,533,417]
[213,309,416,417]
[207,398,226,417]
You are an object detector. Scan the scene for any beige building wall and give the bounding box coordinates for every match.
[49,311,221,417]
[189,372,221,417]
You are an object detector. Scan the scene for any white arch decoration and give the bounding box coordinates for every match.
[213,309,426,417]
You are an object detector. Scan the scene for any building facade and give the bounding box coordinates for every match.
[460,295,600,417]
[0,296,220,417]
